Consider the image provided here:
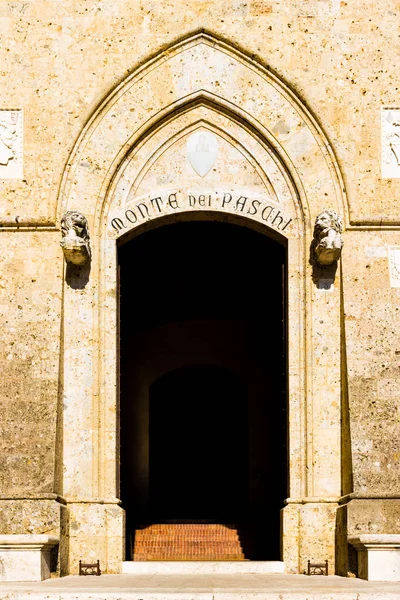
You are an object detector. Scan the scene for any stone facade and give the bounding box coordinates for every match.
[0,0,399,581]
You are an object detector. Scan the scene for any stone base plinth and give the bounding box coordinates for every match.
[68,502,124,574]
[349,535,400,581]
[282,502,338,574]
[0,535,59,582]
[122,561,285,574]
[0,498,68,576]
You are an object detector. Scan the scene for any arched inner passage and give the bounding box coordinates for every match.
[149,365,248,520]
[119,219,287,561]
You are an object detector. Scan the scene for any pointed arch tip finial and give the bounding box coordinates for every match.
[313,209,343,266]
[60,211,91,266]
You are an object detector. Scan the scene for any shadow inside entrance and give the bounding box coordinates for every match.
[119,220,287,561]
[149,365,248,522]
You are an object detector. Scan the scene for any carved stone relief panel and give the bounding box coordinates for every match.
[381,107,400,178]
[0,110,23,179]
[186,130,218,177]
[105,105,299,241]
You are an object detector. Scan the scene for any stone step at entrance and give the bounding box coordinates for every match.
[132,523,246,561]
[122,561,286,574]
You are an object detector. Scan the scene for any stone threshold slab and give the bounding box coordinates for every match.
[1,574,400,600]
[122,561,285,574]
[2,593,400,600]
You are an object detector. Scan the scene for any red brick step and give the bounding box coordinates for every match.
[133,523,246,561]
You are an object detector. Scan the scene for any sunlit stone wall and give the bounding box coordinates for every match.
[0,0,399,577]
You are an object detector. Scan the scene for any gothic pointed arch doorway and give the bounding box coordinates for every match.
[60,31,345,574]
[119,217,287,561]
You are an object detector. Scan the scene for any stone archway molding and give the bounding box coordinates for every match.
[59,31,345,576]
[58,30,347,226]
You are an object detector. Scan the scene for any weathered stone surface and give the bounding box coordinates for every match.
[349,535,400,581]
[347,500,400,535]
[0,234,62,496]
[0,535,59,582]
[0,0,399,581]
[342,234,400,496]
[0,500,60,536]
[0,500,69,577]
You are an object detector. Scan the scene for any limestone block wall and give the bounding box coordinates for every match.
[0,233,65,571]
[0,233,62,498]
[0,0,399,576]
[343,231,400,497]
[337,230,400,576]
[0,1,399,225]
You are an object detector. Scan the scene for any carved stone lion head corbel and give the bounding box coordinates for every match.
[60,211,91,266]
[313,209,343,266]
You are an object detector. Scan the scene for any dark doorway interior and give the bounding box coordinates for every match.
[149,364,248,520]
[119,219,287,560]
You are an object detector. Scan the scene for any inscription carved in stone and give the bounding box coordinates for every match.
[313,209,343,266]
[60,211,91,266]
[381,107,400,178]
[0,110,23,179]
[109,188,294,238]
